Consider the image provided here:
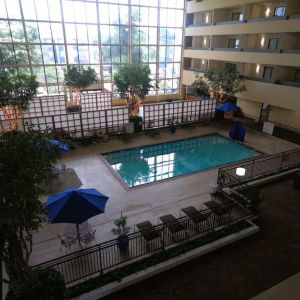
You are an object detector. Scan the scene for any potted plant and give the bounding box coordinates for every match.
[112,213,131,252]
[64,65,98,112]
[114,64,155,117]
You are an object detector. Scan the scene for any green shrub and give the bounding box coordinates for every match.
[6,268,68,300]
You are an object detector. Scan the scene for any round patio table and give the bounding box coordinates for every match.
[63,221,92,241]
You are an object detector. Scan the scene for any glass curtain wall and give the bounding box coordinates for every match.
[0,0,184,96]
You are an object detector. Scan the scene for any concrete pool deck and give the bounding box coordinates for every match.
[30,123,299,266]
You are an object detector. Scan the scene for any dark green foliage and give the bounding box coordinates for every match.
[114,64,153,100]
[64,65,98,90]
[0,70,38,110]
[6,268,68,300]
[203,66,246,102]
[68,221,251,298]
[191,73,210,97]
[0,130,60,286]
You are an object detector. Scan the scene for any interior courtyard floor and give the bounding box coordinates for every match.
[30,123,299,266]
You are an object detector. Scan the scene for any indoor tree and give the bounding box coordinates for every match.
[192,66,246,103]
[114,64,154,116]
[204,66,246,103]
[0,70,39,131]
[64,65,98,108]
[0,130,61,293]
[191,73,210,98]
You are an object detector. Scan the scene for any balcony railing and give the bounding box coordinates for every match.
[33,199,253,285]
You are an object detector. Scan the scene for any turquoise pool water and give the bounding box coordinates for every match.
[103,134,260,187]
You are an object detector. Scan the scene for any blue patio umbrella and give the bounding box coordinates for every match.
[216,102,240,112]
[46,188,108,224]
[49,139,69,152]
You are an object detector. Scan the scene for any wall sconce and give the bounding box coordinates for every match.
[202,59,205,65]
[205,14,209,23]
[256,64,260,74]
[265,8,270,17]
[203,37,207,46]
[260,36,265,47]
[236,167,246,176]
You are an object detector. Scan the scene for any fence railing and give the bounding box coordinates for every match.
[33,200,253,285]
[217,148,300,188]
[143,98,216,130]
[0,98,217,139]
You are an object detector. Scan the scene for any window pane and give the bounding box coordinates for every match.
[14,44,28,64]
[100,25,110,44]
[78,46,89,64]
[274,6,285,17]
[38,23,52,43]
[0,1,7,18]
[120,46,128,63]
[174,46,181,61]
[35,0,50,20]
[159,47,166,62]
[149,28,157,44]
[0,21,12,42]
[149,46,156,62]
[101,46,111,63]
[10,22,25,42]
[42,45,55,64]
[30,45,43,64]
[119,6,128,25]
[110,26,120,44]
[86,3,97,23]
[62,1,75,22]
[120,26,129,45]
[109,5,119,24]
[49,0,62,21]
[67,45,79,64]
[111,46,121,63]
[99,4,109,24]
[87,25,99,44]
[65,24,77,43]
[33,66,46,83]
[45,66,58,83]
[51,23,64,43]
[22,0,36,19]
[149,8,158,26]
[76,24,88,43]
[74,1,86,23]
[53,45,66,64]
[6,0,21,19]
[89,46,99,63]
[174,29,182,44]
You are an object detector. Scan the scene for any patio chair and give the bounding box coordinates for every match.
[181,206,208,232]
[160,214,188,242]
[57,234,76,251]
[204,200,234,226]
[80,229,96,245]
[136,221,164,251]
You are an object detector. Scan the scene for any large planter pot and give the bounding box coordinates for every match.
[117,235,129,252]
[129,116,143,133]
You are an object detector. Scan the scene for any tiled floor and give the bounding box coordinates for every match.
[30,123,299,266]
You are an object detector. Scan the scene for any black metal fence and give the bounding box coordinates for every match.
[33,200,252,285]
[143,98,216,129]
[0,98,217,139]
[217,148,300,188]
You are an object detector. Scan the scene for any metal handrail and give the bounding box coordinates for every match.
[33,201,253,284]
